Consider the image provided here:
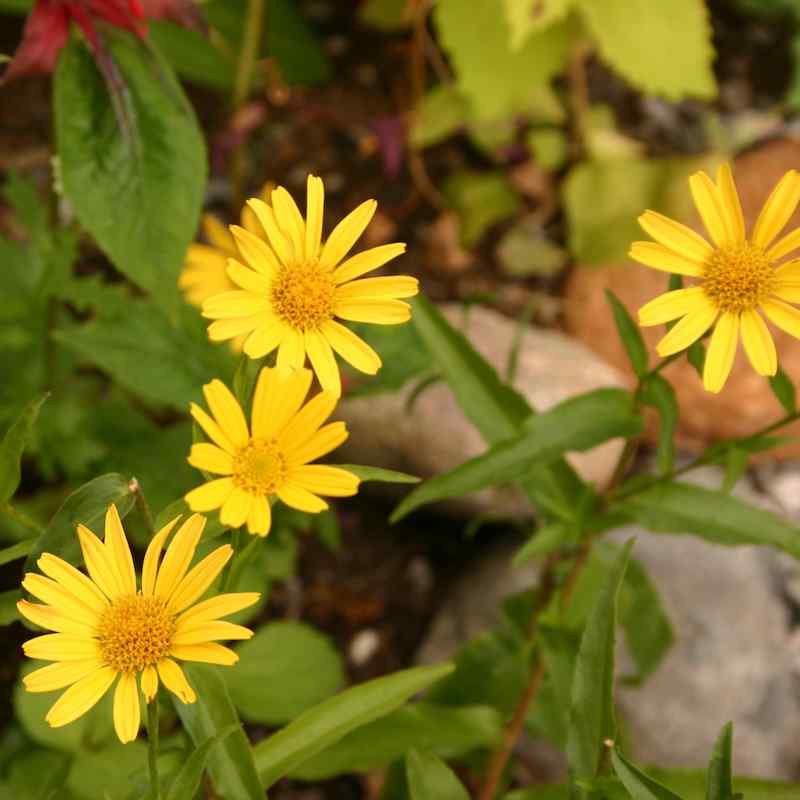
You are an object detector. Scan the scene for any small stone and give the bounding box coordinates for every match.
[349,629,381,667]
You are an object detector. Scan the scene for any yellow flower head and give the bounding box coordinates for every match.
[17,506,259,744]
[632,164,800,393]
[201,175,419,396]
[185,366,360,537]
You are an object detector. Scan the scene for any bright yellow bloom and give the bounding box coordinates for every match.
[17,505,259,744]
[632,164,800,392]
[185,366,360,537]
[201,175,418,396]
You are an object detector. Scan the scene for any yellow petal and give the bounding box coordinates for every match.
[168,544,233,614]
[276,483,328,513]
[761,297,800,339]
[246,198,294,266]
[104,504,136,597]
[202,290,269,320]
[320,199,377,269]
[251,366,313,439]
[715,163,745,244]
[17,600,96,636]
[113,672,141,744]
[23,659,102,693]
[772,260,800,302]
[289,465,360,497]
[142,516,180,598]
[752,170,800,248]
[638,287,708,327]
[740,309,777,377]
[185,478,235,512]
[190,404,236,454]
[23,633,101,661]
[279,391,338,449]
[689,171,730,248]
[628,241,705,277]
[271,186,306,259]
[22,573,98,624]
[277,329,306,369]
[284,421,348,467]
[304,330,341,396]
[767,227,800,262]
[45,666,116,728]
[203,380,249,449]
[246,495,272,537]
[335,298,411,324]
[208,314,263,343]
[333,243,407,284]
[77,525,124,601]
[176,592,261,628]
[703,312,740,393]
[243,321,285,359]
[173,620,253,645]
[154,514,206,601]
[305,175,324,260]
[169,643,239,665]
[157,659,196,704]
[226,259,273,294]
[637,210,713,263]
[655,300,718,357]
[202,212,236,254]
[188,443,234,476]
[335,275,419,300]
[141,666,159,703]
[320,321,381,375]
[230,225,280,276]
[220,488,252,529]
[37,554,109,613]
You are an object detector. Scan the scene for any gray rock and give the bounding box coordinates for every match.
[339,304,628,518]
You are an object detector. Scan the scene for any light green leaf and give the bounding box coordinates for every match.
[0,394,48,504]
[513,523,571,566]
[435,0,574,120]
[706,722,734,800]
[617,480,800,559]
[293,703,501,781]
[611,747,684,800]
[0,537,35,567]
[640,375,678,476]
[392,389,641,521]
[173,664,264,800]
[503,0,575,49]
[253,662,454,788]
[646,768,800,800]
[165,725,238,800]
[527,128,568,171]
[606,290,648,377]
[336,464,420,484]
[406,748,470,800]
[67,740,147,800]
[575,0,716,100]
[567,540,633,784]
[2,748,72,800]
[54,31,206,312]
[24,473,134,571]
[226,621,344,725]
[411,85,470,148]
[768,367,796,414]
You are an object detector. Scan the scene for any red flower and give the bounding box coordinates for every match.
[4,0,201,81]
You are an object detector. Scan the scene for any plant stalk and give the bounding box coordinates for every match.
[147,699,161,800]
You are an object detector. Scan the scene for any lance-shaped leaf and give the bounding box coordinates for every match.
[0,394,48,504]
[705,722,734,800]
[611,747,683,800]
[165,724,239,800]
[606,290,648,377]
[406,748,470,800]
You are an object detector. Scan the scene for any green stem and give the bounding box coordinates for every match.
[220,528,243,592]
[130,478,155,536]
[147,700,161,800]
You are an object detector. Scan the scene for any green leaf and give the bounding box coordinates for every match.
[411,85,470,148]
[527,128,568,171]
[575,0,716,100]
[67,740,148,800]
[253,662,454,788]
[0,394,48,504]
[54,31,206,312]
[391,389,642,521]
[640,375,678,476]
[225,621,344,725]
[406,748,470,800]
[165,725,238,800]
[566,539,633,783]
[503,0,575,48]
[443,170,521,247]
[611,747,684,800]
[617,480,800,559]
[0,589,21,625]
[435,0,574,120]
[24,473,134,571]
[336,464,420,484]
[647,768,800,800]
[706,722,734,800]
[293,703,501,781]
[768,367,796,414]
[513,523,571,566]
[172,664,264,800]
[606,291,648,376]
[0,537,35,566]
[619,556,674,684]
[2,748,72,800]
[359,0,412,30]
[687,340,706,376]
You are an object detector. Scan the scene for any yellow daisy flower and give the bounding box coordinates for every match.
[185,366,360,537]
[632,164,800,392]
[17,505,259,744]
[201,175,419,396]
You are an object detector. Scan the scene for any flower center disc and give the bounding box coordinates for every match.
[271,262,336,330]
[97,595,175,673]
[703,243,776,313]
[233,440,287,495]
